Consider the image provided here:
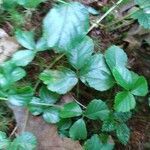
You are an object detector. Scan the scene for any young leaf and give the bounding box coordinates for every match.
[102,120,116,132]
[43,2,89,52]
[69,118,87,140]
[112,67,132,90]
[11,50,35,67]
[60,102,82,118]
[105,45,127,70]
[9,132,37,150]
[85,99,110,121]
[15,30,36,50]
[80,54,115,91]
[0,131,10,149]
[116,123,130,145]
[43,107,60,124]
[39,68,78,94]
[114,91,136,112]
[8,86,34,106]
[84,134,114,150]
[130,74,148,96]
[39,86,60,104]
[67,36,94,69]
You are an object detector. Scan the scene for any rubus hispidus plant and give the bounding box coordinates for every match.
[0,0,149,149]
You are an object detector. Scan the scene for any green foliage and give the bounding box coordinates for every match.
[43,2,89,52]
[84,99,110,121]
[84,134,114,150]
[0,131,37,150]
[132,0,150,29]
[0,0,149,149]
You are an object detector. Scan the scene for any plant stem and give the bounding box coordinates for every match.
[105,9,139,28]
[74,99,86,109]
[88,0,124,33]
[33,53,65,91]
[0,97,8,101]
[55,0,68,4]
[22,109,29,133]
[30,102,62,108]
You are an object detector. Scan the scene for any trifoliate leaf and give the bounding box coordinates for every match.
[40,68,78,94]
[9,132,37,150]
[84,134,114,150]
[39,86,60,104]
[67,36,94,69]
[15,30,36,50]
[0,131,10,149]
[43,107,60,124]
[11,50,35,67]
[85,99,110,121]
[8,86,34,106]
[69,119,87,140]
[80,54,115,91]
[116,123,130,145]
[60,102,82,118]
[43,2,89,52]
[105,45,128,70]
[114,91,136,112]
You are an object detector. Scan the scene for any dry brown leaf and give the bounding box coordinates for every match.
[0,28,19,63]
[9,94,82,150]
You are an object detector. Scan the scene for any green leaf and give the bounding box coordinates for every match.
[9,132,37,150]
[132,9,150,29]
[102,120,116,132]
[40,68,78,94]
[28,97,43,116]
[11,50,35,67]
[67,36,94,69]
[16,0,45,8]
[36,37,49,52]
[105,45,127,70]
[80,54,115,91]
[116,123,130,145]
[132,0,150,29]
[114,91,136,112]
[39,86,60,104]
[43,2,89,52]
[0,131,10,149]
[69,118,87,140]
[112,67,132,90]
[57,119,72,130]
[0,61,26,89]
[84,134,114,150]
[130,73,148,96]
[15,30,36,50]
[114,112,132,123]
[60,102,82,118]
[8,86,34,106]
[85,99,110,121]
[43,107,60,124]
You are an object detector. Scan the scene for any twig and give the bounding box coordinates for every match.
[88,0,124,33]
[9,126,17,138]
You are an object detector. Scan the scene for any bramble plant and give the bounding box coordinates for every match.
[0,0,149,149]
